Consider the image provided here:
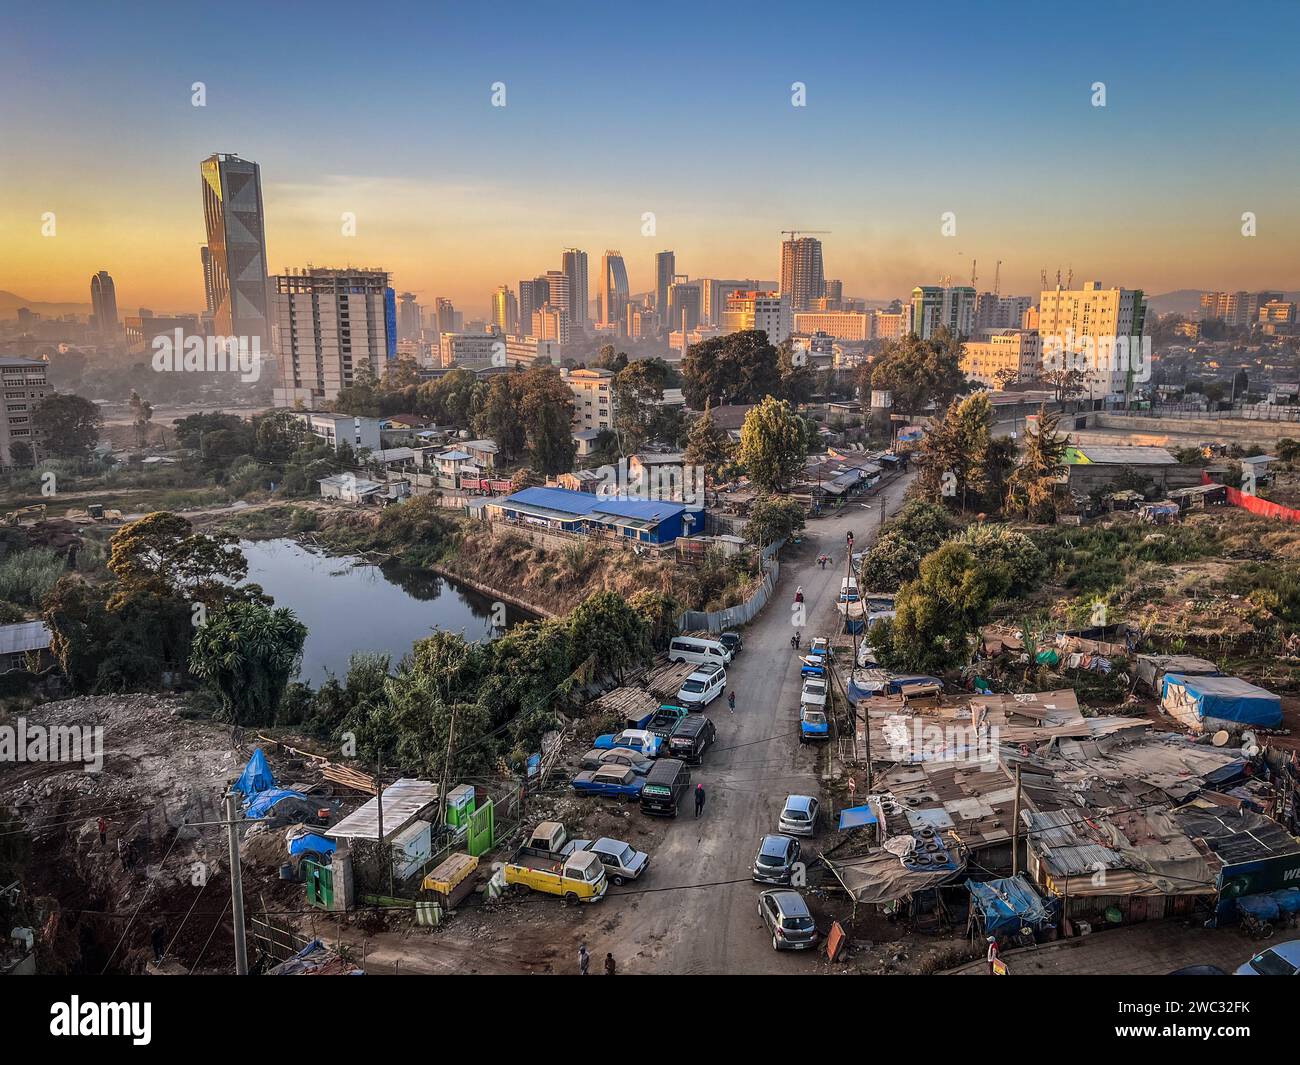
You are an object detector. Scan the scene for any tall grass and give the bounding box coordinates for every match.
[0,547,66,607]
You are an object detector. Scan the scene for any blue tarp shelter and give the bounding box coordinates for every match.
[288,832,336,860]
[246,788,311,820]
[1161,673,1282,728]
[234,747,276,799]
[967,875,1056,936]
[838,805,879,831]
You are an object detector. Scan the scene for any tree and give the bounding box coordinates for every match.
[106,512,248,607]
[33,394,102,458]
[1042,367,1086,404]
[1007,404,1069,522]
[253,410,307,464]
[777,340,816,405]
[519,366,576,475]
[593,345,628,373]
[736,396,808,493]
[190,600,307,726]
[682,330,782,408]
[684,401,733,486]
[857,500,953,590]
[914,391,997,511]
[567,590,651,683]
[867,329,967,416]
[745,493,806,547]
[8,441,33,467]
[612,361,669,455]
[474,374,527,461]
[331,360,382,416]
[128,390,153,449]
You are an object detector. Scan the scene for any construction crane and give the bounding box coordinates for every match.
[1041,269,1049,290]
[970,259,977,288]
[994,260,1002,296]
[780,229,832,240]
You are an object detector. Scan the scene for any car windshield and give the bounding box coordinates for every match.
[681,680,706,693]
[804,682,825,694]
[612,844,635,864]
[804,712,827,726]
[1250,949,1297,976]
[784,809,808,821]
[782,915,815,931]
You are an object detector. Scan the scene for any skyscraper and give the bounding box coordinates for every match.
[600,251,630,333]
[89,271,119,335]
[519,278,549,336]
[397,292,422,341]
[435,298,457,335]
[543,270,571,334]
[780,236,825,312]
[492,285,519,336]
[910,285,977,340]
[561,248,589,332]
[655,251,675,322]
[200,247,217,316]
[200,153,270,347]
[272,267,393,407]
[668,278,701,333]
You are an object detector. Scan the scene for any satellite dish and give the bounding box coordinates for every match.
[1211,730,1230,747]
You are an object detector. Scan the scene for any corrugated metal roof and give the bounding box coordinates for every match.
[1074,446,1177,465]
[326,778,440,841]
[0,621,51,655]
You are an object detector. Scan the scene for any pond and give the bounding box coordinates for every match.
[239,538,531,685]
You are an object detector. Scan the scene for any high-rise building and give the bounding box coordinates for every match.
[89,271,119,335]
[600,251,630,332]
[200,247,217,316]
[910,285,977,340]
[1199,290,1284,328]
[0,357,49,466]
[723,291,792,345]
[793,310,871,341]
[699,279,756,327]
[822,279,843,309]
[561,249,589,331]
[974,292,1034,335]
[271,267,394,407]
[563,367,616,433]
[434,298,458,336]
[200,153,269,347]
[543,270,571,332]
[439,332,502,369]
[519,278,549,335]
[960,330,1042,389]
[492,285,519,336]
[397,292,422,342]
[655,251,675,320]
[531,304,571,345]
[780,236,825,312]
[1037,281,1148,398]
[668,278,701,333]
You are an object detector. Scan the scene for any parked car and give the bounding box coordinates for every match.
[718,631,743,657]
[645,703,691,738]
[800,706,830,743]
[1235,940,1300,975]
[778,795,821,837]
[640,758,691,817]
[667,714,716,764]
[565,837,649,886]
[504,846,607,904]
[579,748,652,774]
[677,663,726,709]
[800,676,828,710]
[570,765,645,801]
[838,577,859,603]
[593,728,661,757]
[752,834,802,884]
[758,890,820,951]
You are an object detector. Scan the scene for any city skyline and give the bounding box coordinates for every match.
[3,1,1300,317]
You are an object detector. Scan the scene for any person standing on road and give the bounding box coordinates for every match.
[578,944,590,975]
[605,952,617,976]
[694,783,706,817]
[97,816,108,847]
[986,936,1000,975]
[727,690,736,714]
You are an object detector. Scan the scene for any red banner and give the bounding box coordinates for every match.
[1202,472,1300,523]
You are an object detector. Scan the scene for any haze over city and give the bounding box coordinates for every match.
[4,0,1299,316]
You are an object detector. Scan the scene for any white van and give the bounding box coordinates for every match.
[839,576,860,603]
[677,662,727,709]
[668,636,732,666]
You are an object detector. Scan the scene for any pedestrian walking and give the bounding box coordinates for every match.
[694,783,706,818]
[578,944,590,975]
[97,816,108,847]
[795,631,801,649]
[986,936,1000,975]
[604,952,617,976]
[727,690,736,714]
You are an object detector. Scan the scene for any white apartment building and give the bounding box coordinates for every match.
[272,268,393,407]
[910,285,977,340]
[439,331,503,369]
[960,329,1042,389]
[563,367,615,433]
[723,290,792,345]
[1036,281,1149,398]
[0,358,48,466]
[793,310,871,341]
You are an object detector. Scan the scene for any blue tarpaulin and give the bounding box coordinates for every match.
[838,805,879,830]
[1161,673,1282,728]
[967,875,1055,936]
[288,832,336,859]
[234,747,275,799]
[246,788,310,820]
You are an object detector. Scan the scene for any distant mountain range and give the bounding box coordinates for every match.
[0,290,91,319]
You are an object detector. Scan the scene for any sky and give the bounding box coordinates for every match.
[2,0,1298,318]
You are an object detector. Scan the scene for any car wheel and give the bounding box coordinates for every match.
[564,892,579,907]
[772,934,781,951]
[612,875,625,887]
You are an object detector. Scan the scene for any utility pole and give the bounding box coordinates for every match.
[1011,763,1023,878]
[223,791,249,975]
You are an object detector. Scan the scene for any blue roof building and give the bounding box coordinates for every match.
[485,486,699,545]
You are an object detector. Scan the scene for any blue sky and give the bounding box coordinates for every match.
[3,0,1298,314]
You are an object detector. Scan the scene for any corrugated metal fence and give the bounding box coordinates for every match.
[675,539,784,634]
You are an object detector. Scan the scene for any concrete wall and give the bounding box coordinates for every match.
[1080,412,1300,448]
[1065,462,1204,497]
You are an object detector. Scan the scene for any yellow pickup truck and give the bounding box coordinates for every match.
[503,841,608,904]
